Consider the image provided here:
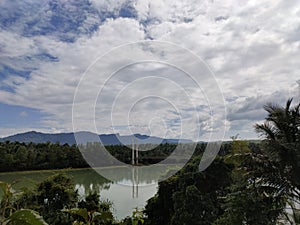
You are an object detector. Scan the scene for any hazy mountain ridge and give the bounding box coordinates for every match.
[0,131,192,145]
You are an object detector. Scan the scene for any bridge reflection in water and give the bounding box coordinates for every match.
[132,166,139,198]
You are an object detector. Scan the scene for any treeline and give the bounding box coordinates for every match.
[0,141,88,172]
[0,141,234,172]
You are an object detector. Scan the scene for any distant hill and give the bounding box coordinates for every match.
[0,131,192,145]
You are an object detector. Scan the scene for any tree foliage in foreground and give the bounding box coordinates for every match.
[215,139,285,225]
[144,155,233,225]
[16,173,78,225]
[0,181,47,225]
[145,98,300,225]
[255,98,300,224]
[255,98,300,190]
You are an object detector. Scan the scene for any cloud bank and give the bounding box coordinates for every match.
[0,0,299,140]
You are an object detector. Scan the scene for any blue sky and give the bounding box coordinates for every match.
[0,0,299,140]
[0,103,44,128]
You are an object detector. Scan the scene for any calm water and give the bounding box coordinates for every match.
[0,165,179,220]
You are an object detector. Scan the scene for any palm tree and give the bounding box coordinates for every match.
[255,98,300,186]
[255,98,299,142]
[255,98,300,224]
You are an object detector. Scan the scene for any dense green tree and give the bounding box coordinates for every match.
[64,192,114,225]
[0,140,234,172]
[0,142,89,172]
[255,98,300,190]
[215,99,300,225]
[255,98,300,223]
[78,192,114,224]
[120,208,145,225]
[215,139,285,225]
[1,176,121,225]
[144,155,233,225]
[17,174,78,225]
[144,175,179,225]
[0,181,48,225]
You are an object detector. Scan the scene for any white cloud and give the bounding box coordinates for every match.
[19,111,28,117]
[0,17,146,132]
[0,0,300,140]
[0,31,37,58]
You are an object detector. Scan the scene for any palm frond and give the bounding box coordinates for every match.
[255,122,276,140]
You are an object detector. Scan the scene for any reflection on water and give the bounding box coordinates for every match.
[73,165,179,219]
[132,167,138,199]
[101,180,157,220]
[0,165,179,220]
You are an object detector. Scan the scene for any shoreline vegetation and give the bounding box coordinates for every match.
[0,141,233,173]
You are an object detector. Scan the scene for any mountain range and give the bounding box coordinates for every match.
[0,131,192,145]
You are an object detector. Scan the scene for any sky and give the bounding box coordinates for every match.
[0,0,300,140]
